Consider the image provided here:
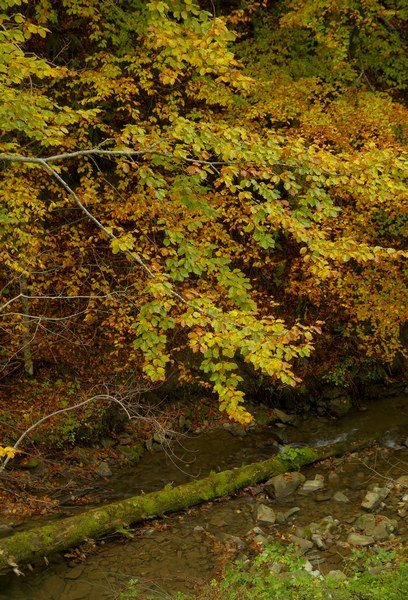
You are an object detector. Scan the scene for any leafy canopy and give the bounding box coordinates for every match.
[0,0,406,425]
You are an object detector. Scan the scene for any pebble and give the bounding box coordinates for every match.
[333,491,350,503]
[264,472,306,498]
[95,462,112,478]
[256,504,276,525]
[315,491,332,502]
[327,570,348,581]
[300,476,325,493]
[347,532,375,546]
[361,491,384,511]
[289,534,314,550]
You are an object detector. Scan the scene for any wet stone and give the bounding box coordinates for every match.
[308,516,339,535]
[311,534,326,550]
[327,472,341,489]
[95,462,112,478]
[65,565,85,580]
[61,581,95,600]
[355,514,398,541]
[271,409,297,424]
[327,570,348,581]
[117,434,133,445]
[315,491,332,502]
[347,533,375,546]
[269,562,283,574]
[361,486,390,511]
[253,534,270,546]
[286,506,300,518]
[295,526,312,540]
[299,476,325,494]
[223,423,247,437]
[326,392,352,418]
[372,519,398,541]
[354,513,376,533]
[251,526,266,536]
[255,504,276,526]
[275,506,300,524]
[288,535,314,551]
[275,511,287,524]
[333,491,350,503]
[264,472,306,498]
[116,443,145,463]
[33,575,65,599]
[220,533,246,550]
[395,475,408,488]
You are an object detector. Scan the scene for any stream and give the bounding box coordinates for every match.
[0,394,407,600]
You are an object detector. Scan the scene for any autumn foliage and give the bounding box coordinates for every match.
[0,0,406,431]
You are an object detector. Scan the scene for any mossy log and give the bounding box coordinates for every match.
[0,437,374,575]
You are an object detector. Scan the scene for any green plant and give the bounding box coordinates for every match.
[344,547,400,573]
[1,0,407,430]
[120,542,408,599]
[323,358,356,387]
[119,578,187,600]
[223,545,405,599]
[278,445,316,469]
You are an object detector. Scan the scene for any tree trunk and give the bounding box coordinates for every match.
[0,437,374,575]
[19,273,34,378]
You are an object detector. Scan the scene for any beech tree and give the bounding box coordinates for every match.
[0,0,406,439]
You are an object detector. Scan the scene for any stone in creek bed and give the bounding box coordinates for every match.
[264,472,306,498]
[255,503,276,525]
[361,487,390,512]
[95,462,112,477]
[354,514,398,541]
[395,475,408,489]
[347,532,375,546]
[299,476,325,494]
[328,472,341,489]
[315,491,332,502]
[65,565,85,580]
[333,491,350,503]
[289,534,314,551]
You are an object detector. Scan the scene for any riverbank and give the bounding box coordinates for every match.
[0,394,407,599]
[1,444,407,599]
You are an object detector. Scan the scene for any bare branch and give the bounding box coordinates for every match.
[0,392,129,471]
[0,150,247,327]
[0,289,136,313]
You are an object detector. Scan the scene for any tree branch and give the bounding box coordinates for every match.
[0,150,247,327]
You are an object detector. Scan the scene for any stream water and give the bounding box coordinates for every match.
[0,394,407,600]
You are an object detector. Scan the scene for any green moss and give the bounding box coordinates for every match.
[0,438,365,575]
[278,446,317,469]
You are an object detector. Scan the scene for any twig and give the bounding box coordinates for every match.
[0,393,127,471]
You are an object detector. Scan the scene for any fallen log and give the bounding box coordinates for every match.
[0,436,375,575]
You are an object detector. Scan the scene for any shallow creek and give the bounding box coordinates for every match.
[0,395,407,600]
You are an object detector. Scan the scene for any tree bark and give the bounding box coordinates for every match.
[19,273,34,378]
[0,437,375,575]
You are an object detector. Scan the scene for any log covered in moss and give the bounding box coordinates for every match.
[0,437,374,575]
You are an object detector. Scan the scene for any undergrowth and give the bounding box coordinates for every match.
[120,542,408,599]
